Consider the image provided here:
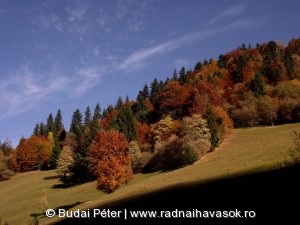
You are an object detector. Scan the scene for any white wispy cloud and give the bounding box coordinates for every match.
[118,40,181,71]
[208,3,246,25]
[33,13,64,32]
[66,3,89,22]
[118,19,253,72]
[0,63,104,119]
[0,67,66,118]
[118,29,217,72]
[72,66,104,97]
[32,2,90,36]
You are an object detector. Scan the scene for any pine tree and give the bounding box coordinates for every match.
[84,106,92,127]
[251,72,266,97]
[194,61,203,71]
[117,105,138,142]
[54,109,63,134]
[203,59,209,65]
[33,123,40,136]
[150,78,159,104]
[46,113,55,135]
[70,109,83,142]
[265,41,278,61]
[205,108,220,149]
[231,54,247,83]
[132,90,149,123]
[49,137,61,169]
[241,43,246,50]
[284,47,294,77]
[142,83,150,99]
[178,67,187,84]
[39,122,46,136]
[93,103,101,121]
[116,96,124,109]
[217,54,227,68]
[172,69,178,81]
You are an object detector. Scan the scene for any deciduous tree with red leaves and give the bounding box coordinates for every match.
[16,135,52,172]
[88,130,132,193]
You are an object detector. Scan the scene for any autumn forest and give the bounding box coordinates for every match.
[1,37,300,193]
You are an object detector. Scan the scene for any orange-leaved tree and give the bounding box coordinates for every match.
[16,135,52,172]
[88,130,132,193]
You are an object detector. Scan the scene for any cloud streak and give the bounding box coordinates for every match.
[118,19,252,72]
[0,63,103,119]
[208,3,246,25]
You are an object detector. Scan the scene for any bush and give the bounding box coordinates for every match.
[180,145,199,165]
[143,136,199,173]
[0,169,14,181]
[277,98,300,123]
[128,141,143,173]
[143,115,211,173]
[180,115,211,155]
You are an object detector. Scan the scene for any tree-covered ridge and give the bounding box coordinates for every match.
[2,37,300,192]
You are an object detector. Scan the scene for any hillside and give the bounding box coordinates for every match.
[1,37,299,202]
[0,123,299,225]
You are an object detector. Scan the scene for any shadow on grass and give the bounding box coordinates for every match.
[43,175,60,180]
[51,183,73,189]
[53,164,300,225]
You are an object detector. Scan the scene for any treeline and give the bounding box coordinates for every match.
[2,37,300,192]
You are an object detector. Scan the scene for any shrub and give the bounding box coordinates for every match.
[0,169,14,181]
[128,141,143,173]
[277,98,300,123]
[142,137,199,173]
[180,115,211,155]
[229,92,259,127]
[180,145,199,165]
[257,96,277,125]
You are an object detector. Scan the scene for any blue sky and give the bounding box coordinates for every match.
[0,0,299,147]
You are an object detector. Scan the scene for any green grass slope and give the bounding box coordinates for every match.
[0,123,299,225]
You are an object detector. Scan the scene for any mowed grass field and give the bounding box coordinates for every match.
[0,123,299,225]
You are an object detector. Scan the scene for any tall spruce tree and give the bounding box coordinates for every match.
[70,109,83,142]
[93,103,101,121]
[33,123,40,136]
[69,108,94,184]
[194,61,203,71]
[142,83,150,99]
[84,106,92,127]
[117,105,138,142]
[150,78,159,105]
[54,109,63,134]
[251,72,266,97]
[116,96,124,109]
[46,113,55,135]
[172,69,178,81]
[39,122,46,136]
[205,108,220,149]
[178,67,187,84]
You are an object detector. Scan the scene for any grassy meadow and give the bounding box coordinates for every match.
[0,123,299,225]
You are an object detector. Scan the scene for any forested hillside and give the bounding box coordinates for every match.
[1,37,300,192]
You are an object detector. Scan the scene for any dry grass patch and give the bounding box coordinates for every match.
[0,123,299,225]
